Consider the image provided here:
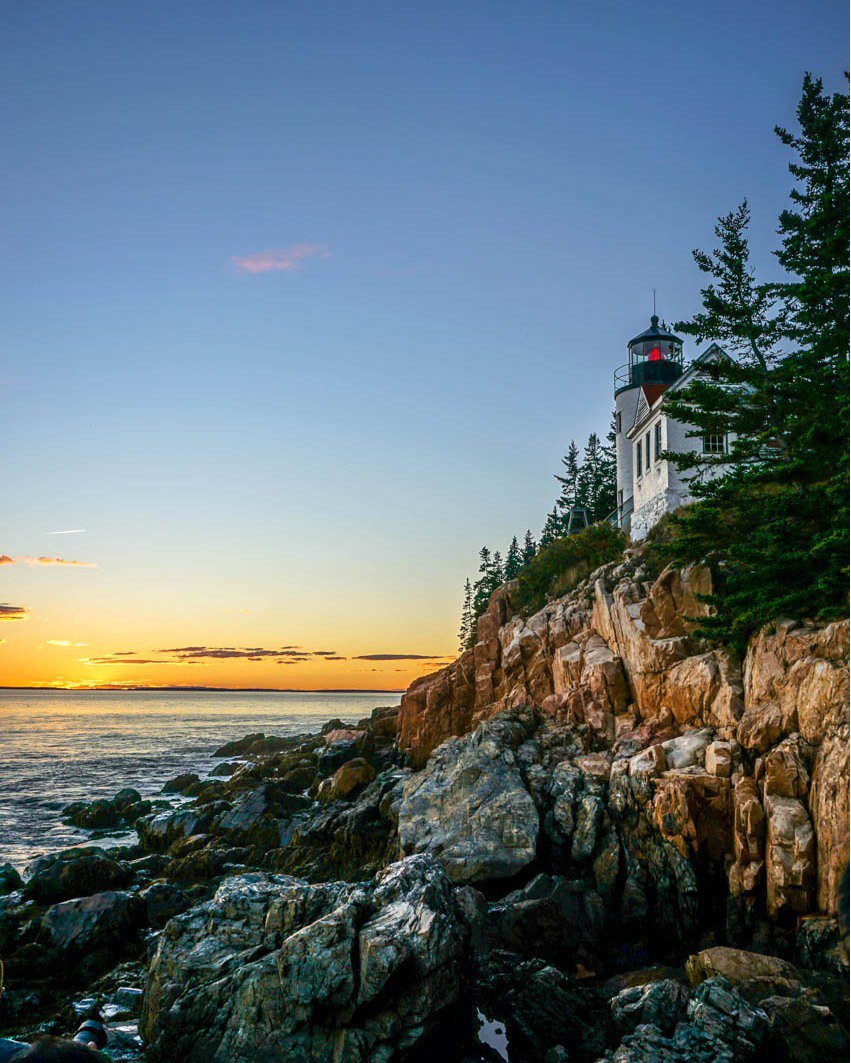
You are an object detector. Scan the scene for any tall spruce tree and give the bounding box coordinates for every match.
[601,414,618,516]
[472,547,507,618]
[774,73,849,362]
[504,536,523,579]
[554,431,617,529]
[522,529,537,565]
[472,547,494,616]
[458,578,474,652]
[539,507,563,547]
[660,74,849,649]
[771,74,850,612]
[555,441,581,513]
[577,432,615,522]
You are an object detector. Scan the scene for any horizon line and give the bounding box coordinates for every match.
[0,685,406,694]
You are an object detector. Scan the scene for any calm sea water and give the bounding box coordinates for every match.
[0,689,400,871]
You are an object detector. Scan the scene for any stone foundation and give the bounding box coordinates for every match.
[631,489,689,540]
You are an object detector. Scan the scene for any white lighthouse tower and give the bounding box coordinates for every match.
[613,315,684,533]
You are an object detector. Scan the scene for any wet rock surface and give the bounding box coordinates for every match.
[63,788,162,833]
[24,847,134,905]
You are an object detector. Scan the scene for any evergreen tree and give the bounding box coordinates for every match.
[774,73,849,363]
[771,74,850,612]
[504,536,523,579]
[601,413,618,516]
[522,529,537,565]
[472,547,494,616]
[472,547,507,618]
[555,441,581,512]
[577,432,615,522]
[539,507,562,547]
[660,74,849,649]
[554,429,617,529]
[458,578,474,652]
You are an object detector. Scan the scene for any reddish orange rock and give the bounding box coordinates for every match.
[394,551,848,934]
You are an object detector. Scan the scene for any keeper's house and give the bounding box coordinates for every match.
[613,315,731,540]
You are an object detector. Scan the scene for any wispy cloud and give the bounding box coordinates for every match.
[47,640,89,647]
[86,637,448,663]
[74,641,450,671]
[82,643,352,667]
[83,657,178,666]
[353,653,451,661]
[157,645,340,662]
[232,243,329,275]
[158,645,274,660]
[0,555,96,567]
[0,604,29,621]
[45,529,86,535]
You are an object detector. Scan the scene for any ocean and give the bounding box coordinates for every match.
[0,689,400,871]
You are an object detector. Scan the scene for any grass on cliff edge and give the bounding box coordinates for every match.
[513,522,627,616]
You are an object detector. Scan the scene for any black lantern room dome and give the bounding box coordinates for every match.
[627,314,682,349]
[625,314,684,389]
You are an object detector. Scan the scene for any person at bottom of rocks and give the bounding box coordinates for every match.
[0,1040,108,1062]
[0,1018,109,1061]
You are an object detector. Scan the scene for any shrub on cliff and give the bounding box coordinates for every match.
[513,522,626,615]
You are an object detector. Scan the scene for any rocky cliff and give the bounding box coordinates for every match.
[398,551,849,941]
[1,549,847,1061]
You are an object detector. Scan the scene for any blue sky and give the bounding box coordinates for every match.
[0,1,846,687]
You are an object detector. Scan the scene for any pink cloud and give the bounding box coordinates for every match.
[0,555,96,567]
[232,243,329,275]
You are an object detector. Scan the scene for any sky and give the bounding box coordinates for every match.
[0,0,846,690]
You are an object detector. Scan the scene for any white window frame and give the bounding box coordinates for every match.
[702,432,727,455]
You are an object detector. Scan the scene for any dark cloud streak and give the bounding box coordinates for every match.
[353,653,450,661]
[86,657,176,666]
[156,645,341,661]
[92,643,447,667]
[0,604,29,621]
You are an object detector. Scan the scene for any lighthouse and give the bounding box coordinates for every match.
[613,315,684,533]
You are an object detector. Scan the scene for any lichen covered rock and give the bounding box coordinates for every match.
[397,709,540,883]
[140,855,468,1062]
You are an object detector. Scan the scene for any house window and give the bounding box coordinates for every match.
[645,432,650,470]
[703,433,726,455]
[636,442,642,477]
[654,422,662,462]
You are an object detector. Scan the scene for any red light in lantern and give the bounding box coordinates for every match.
[648,346,663,361]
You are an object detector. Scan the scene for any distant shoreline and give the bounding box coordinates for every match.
[0,686,405,694]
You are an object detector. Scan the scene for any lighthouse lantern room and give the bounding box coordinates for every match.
[619,315,684,392]
[613,315,686,532]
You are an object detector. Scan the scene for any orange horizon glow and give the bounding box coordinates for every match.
[0,650,452,693]
[0,595,456,693]
[1,681,409,692]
